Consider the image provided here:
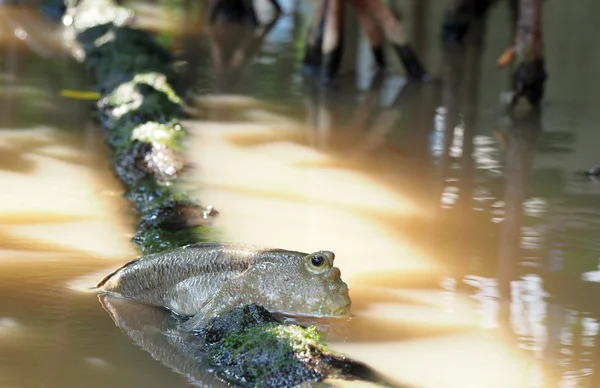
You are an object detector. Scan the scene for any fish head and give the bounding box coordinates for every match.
[248,250,351,319]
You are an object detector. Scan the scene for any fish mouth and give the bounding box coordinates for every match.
[274,305,351,320]
[332,304,351,317]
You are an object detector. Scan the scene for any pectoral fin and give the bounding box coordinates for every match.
[179,279,245,331]
[164,276,217,316]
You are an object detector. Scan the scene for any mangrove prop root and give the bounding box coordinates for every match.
[441,0,496,43]
[511,0,546,106]
[305,0,428,83]
[393,43,428,81]
[350,0,386,68]
[441,0,474,43]
[367,0,428,81]
[510,58,547,107]
[303,0,327,73]
[321,0,345,82]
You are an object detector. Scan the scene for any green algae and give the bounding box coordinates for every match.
[124,177,186,213]
[218,324,326,363]
[199,305,331,387]
[78,24,175,93]
[213,323,323,386]
[131,121,185,151]
[102,73,181,107]
[199,305,395,388]
[99,74,182,132]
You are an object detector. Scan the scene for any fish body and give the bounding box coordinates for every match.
[97,242,351,328]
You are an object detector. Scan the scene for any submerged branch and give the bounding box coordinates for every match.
[58,0,219,254]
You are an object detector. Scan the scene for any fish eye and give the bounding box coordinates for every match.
[306,252,330,273]
[311,254,325,267]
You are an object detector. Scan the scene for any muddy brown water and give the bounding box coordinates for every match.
[2,1,600,387]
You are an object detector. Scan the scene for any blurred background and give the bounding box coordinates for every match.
[1,0,600,387]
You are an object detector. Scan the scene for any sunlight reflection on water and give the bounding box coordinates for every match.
[2,1,600,387]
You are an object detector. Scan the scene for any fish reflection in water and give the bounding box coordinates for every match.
[100,295,229,388]
[99,295,381,388]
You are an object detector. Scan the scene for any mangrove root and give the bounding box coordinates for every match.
[509,0,546,107]
[510,58,547,107]
[441,0,496,43]
[304,0,429,83]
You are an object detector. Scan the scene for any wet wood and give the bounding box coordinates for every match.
[511,0,546,106]
[441,0,496,43]
[441,0,472,43]
[515,0,543,62]
[353,0,427,80]
[304,0,428,81]
[393,43,428,81]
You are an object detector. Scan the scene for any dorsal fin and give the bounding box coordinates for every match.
[95,257,141,288]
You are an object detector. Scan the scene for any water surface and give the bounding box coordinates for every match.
[2,1,600,387]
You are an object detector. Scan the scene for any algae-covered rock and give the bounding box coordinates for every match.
[197,304,325,387]
[119,170,219,233]
[195,305,397,388]
[211,324,325,386]
[98,73,182,131]
[101,73,181,107]
[132,121,186,151]
[113,141,152,186]
[124,178,186,212]
[142,143,186,182]
[100,77,187,185]
[113,140,185,186]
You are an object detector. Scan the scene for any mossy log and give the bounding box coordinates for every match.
[58,0,218,255]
